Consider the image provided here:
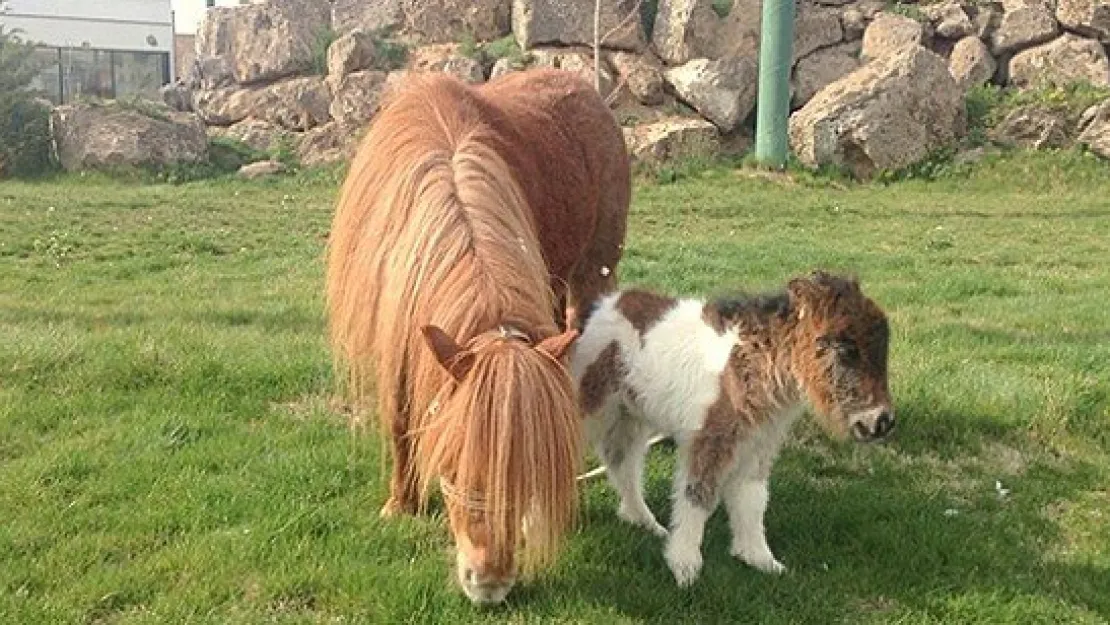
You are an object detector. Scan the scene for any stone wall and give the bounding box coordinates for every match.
[137,0,1110,174]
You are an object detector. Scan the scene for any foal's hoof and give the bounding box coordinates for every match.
[664,546,703,587]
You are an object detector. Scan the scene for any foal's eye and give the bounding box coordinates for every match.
[817,335,859,362]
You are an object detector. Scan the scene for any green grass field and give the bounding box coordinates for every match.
[2,152,1108,624]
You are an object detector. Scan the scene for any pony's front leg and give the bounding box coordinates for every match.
[723,476,785,574]
[380,416,419,518]
[663,440,716,587]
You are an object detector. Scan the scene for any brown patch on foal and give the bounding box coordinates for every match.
[684,344,785,509]
[616,290,675,338]
[578,341,622,414]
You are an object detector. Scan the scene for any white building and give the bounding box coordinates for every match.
[1,0,175,103]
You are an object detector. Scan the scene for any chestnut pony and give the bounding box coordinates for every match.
[325,68,630,604]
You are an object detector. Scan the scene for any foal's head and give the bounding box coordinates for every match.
[420,324,581,605]
[786,272,894,442]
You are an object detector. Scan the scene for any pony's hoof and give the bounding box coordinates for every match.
[664,547,702,587]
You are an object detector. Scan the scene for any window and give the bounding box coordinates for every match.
[61,48,113,101]
[113,51,164,100]
[28,48,62,104]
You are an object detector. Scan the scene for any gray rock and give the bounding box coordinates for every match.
[1077,99,1110,157]
[792,42,861,109]
[789,46,967,178]
[989,105,1071,149]
[1008,33,1110,88]
[610,52,666,106]
[623,117,721,166]
[1056,0,1110,41]
[238,160,287,179]
[194,0,332,86]
[664,56,758,132]
[991,2,1059,55]
[861,12,925,63]
[329,70,389,129]
[513,0,645,51]
[949,36,997,89]
[50,102,207,171]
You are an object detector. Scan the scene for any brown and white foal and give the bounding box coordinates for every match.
[570,272,894,586]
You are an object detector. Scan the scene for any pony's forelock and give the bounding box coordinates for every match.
[417,334,581,576]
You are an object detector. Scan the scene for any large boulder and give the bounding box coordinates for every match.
[405,0,511,43]
[1077,99,1110,157]
[192,86,261,127]
[789,46,967,178]
[331,0,403,36]
[861,12,925,62]
[407,44,486,82]
[609,52,666,106]
[991,1,1059,55]
[51,102,208,171]
[664,56,758,132]
[297,121,358,167]
[329,70,389,129]
[195,0,332,86]
[1056,0,1110,41]
[529,48,616,95]
[989,105,1071,149]
[160,82,192,112]
[256,77,333,131]
[513,0,645,51]
[193,77,332,131]
[327,30,378,86]
[923,1,977,39]
[1008,33,1110,88]
[652,0,724,64]
[624,117,721,166]
[793,8,846,63]
[792,42,861,109]
[948,35,997,89]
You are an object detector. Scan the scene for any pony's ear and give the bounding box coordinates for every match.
[537,328,579,361]
[421,325,475,382]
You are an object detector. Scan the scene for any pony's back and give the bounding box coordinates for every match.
[326,73,558,435]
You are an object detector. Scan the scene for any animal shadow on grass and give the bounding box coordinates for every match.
[513,400,1108,623]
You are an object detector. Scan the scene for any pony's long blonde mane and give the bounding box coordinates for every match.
[325,74,580,573]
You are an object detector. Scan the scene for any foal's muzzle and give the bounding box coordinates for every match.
[850,407,895,441]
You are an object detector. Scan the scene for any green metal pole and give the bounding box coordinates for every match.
[754,0,795,169]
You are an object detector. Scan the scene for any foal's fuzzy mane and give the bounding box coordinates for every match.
[325,72,580,574]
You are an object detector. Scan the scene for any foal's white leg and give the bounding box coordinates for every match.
[724,476,785,574]
[664,442,713,587]
[595,403,666,537]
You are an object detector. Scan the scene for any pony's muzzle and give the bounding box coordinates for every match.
[850,407,895,441]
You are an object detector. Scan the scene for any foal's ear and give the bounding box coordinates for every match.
[537,328,579,361]
[421,325,475,382]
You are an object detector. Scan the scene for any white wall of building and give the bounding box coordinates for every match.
[2,0,174,54]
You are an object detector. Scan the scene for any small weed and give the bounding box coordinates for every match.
[371,31,409,71]
[886,1,927,21]
[457,34,529,70]
[310,26,338,76]
[711,0,733,18]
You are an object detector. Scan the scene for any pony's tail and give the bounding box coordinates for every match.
[416,334,582,577]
